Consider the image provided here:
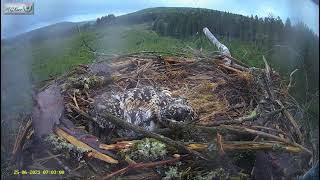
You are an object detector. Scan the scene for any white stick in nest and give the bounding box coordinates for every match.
[203,27,231,65]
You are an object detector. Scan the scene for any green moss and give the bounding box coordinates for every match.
[128,138,167,161]
[63,75,105,90]
[44,134,89,161]
[272,143,284,152]
[164,166,182,180]
[195,168,229,180]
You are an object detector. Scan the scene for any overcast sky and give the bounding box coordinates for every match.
[1,0,319,38]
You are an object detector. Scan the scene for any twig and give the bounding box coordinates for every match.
[11,118,32,163]
[209,107,287,126]
[216,132,225,155]
[33,154,62,163]
[275,100,303,143]
[45,150,72,173]
[263,56,271,83]
[102,155,187,180]
[287,69,299,91]
[221,125,312,155]
[250,125,285,134]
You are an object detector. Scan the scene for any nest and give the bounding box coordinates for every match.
[11,52,313,179]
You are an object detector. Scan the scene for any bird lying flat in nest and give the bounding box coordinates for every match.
[90,86,197,137]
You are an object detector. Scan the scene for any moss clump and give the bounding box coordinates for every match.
[44,134,89,161]
[62,75,105,90]
[128,138,167,161]
[195,168,229,180]
[163,166,182,180]
[272,143,285,152]
[83,75,105,89]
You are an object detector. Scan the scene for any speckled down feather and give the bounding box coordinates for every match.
[90,86,196,136]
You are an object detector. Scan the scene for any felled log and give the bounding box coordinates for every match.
[54,127,118,164]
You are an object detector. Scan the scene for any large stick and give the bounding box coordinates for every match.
[203,27,249,71]
[99,140,303,153]
[203,27,231,57]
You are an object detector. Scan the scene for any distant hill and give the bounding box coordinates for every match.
[1,22,78,45]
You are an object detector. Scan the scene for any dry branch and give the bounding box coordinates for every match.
[221,125,311,155]
[287,69,299,91]
[210,107,287,126]
[102,155,187,180]
[11,118,32,163]
[100,139,304,154]
[188,141,302,153]
[276,100,303,142]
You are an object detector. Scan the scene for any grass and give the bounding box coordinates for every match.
[0,23,276,118]
[3,23,269,85]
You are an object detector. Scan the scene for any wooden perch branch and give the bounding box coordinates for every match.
[203,27,249,71]
[203,27,231,57]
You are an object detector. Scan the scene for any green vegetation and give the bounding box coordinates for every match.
[2,23,270,87]
[126,138,167,161]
